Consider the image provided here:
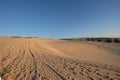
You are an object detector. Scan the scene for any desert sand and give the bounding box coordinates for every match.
[0,36,120,80]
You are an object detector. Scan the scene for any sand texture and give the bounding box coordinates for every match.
[0,37,120,80]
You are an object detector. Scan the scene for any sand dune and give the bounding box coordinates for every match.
[50,40,120,66]
[0,37,120,80]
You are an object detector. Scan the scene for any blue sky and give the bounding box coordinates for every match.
[0,0,120,38]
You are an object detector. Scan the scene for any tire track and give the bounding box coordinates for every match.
[39,58,65,80]
[29,49,37,80]
[45,63,65,80]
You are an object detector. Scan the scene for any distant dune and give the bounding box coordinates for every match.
[0,36,120,80]
[62,37,120,43]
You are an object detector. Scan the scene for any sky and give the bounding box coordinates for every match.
[0,0,120,38]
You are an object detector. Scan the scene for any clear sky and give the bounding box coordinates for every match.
[0,0,120,38]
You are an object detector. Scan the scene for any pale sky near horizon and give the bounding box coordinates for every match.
[0,0,120,38]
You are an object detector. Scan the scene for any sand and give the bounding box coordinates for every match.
[0,37,120,80]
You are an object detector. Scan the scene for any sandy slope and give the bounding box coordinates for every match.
[0,37,120,80]
[50,41,120,66]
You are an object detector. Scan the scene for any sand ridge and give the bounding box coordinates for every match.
[0,37,120,80]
